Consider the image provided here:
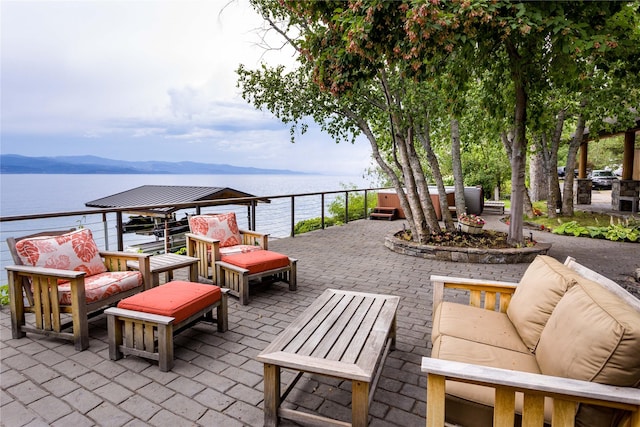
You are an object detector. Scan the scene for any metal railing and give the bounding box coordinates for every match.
[0,187,388,282]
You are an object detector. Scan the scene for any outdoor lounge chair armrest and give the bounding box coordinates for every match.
[430,275,518,314]
[101,251,150,268]
[185,233,220,245]
[421,357,640,427]
[239,229,269,250]
[100,251,150,260]
[5,264,86,280]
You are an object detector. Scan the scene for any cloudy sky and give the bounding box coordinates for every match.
[0,0,372,175]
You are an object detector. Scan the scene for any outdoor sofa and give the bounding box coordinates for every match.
[423,255,640,426]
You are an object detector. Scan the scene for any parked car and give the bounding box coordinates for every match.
[589,170,617,189]
[557,166,580,178]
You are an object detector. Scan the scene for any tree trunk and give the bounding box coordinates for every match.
[523,186,534,217]
[562,113,585,216]
[418,124,456,232]
[546,109,566,219]
[508,84,527,245]
[405,130,441,235]
[529,138,548,202]
[395,130,432,242]
[450,118,467,216]
[345,108,419,239]
[505,41,528,245]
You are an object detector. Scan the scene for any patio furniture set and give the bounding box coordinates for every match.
[5,219,640,426]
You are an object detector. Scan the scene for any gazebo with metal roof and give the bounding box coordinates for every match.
[85,185,268,251]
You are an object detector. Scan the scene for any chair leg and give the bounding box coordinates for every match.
[240,274,250,306]
[289,259,298,291]
[8,274,26,339]
[69,278,89,351]
[107,313,123,361]
[217,290,229,332]
[158,323,174,372]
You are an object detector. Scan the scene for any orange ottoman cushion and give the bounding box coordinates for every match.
[117,281,221,323]
[221,250,290,274]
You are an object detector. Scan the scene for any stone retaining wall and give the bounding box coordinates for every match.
[384,233,552,264]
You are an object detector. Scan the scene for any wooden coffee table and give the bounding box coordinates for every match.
[257,289,399,427]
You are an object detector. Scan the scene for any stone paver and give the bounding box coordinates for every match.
[1,211,638,426]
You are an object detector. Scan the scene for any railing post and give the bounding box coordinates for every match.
[116,212,124,251]
[321,193,325,229]
[251,201,256,230]
[344,191,349,224]
[290,196,295,238]
[102,213,109,251]
[364,190,368,220]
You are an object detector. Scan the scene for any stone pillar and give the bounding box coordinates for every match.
[612,180,620,210]
[574,178,592,205]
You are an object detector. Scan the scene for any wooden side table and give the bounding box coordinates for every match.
[128,253,199,288]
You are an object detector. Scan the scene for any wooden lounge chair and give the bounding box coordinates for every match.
[185,212,268,283]
[6,228,152,350]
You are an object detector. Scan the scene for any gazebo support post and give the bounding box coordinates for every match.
[622,130,635,180]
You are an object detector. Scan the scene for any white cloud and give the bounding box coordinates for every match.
[0,0,372,174]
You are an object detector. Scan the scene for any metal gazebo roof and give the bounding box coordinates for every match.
[85,185,263,217]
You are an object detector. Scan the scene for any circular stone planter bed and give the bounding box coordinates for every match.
[384,232,552,264]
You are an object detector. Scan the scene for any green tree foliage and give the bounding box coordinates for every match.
[240,0,640,245]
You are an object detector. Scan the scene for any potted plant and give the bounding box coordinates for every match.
[458,214,485,234]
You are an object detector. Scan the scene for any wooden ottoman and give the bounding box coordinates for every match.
[105,280,228,371]
[215,250,297,305]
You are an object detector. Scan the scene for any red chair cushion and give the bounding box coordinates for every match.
[117,281,221,323]
[221,250,290,274]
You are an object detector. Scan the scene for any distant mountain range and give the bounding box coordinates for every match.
[0,154,305,175]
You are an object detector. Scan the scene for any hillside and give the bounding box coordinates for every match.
[0,154,304,175]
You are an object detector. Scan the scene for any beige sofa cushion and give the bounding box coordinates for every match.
[432,301,530,354]
[432,335,548,424]
[536,277,640,387]
[507,255,577,351]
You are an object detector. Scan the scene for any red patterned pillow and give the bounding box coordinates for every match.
[188,213,242,248]
[15,229,107,277]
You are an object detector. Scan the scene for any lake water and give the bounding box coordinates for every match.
[0,173,373,281]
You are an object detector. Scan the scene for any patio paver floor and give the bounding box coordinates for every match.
[2,214,638,426]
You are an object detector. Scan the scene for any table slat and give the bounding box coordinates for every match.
[313,295,367,359]
[356,299,398,370]
[326,296,375,361]
[295,293,355,356]
[260,290,335,354]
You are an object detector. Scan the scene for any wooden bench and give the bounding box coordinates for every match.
[369,206,398,220]
[257,289,399,427]
[105,281,228,371]
[483,200,505,214]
